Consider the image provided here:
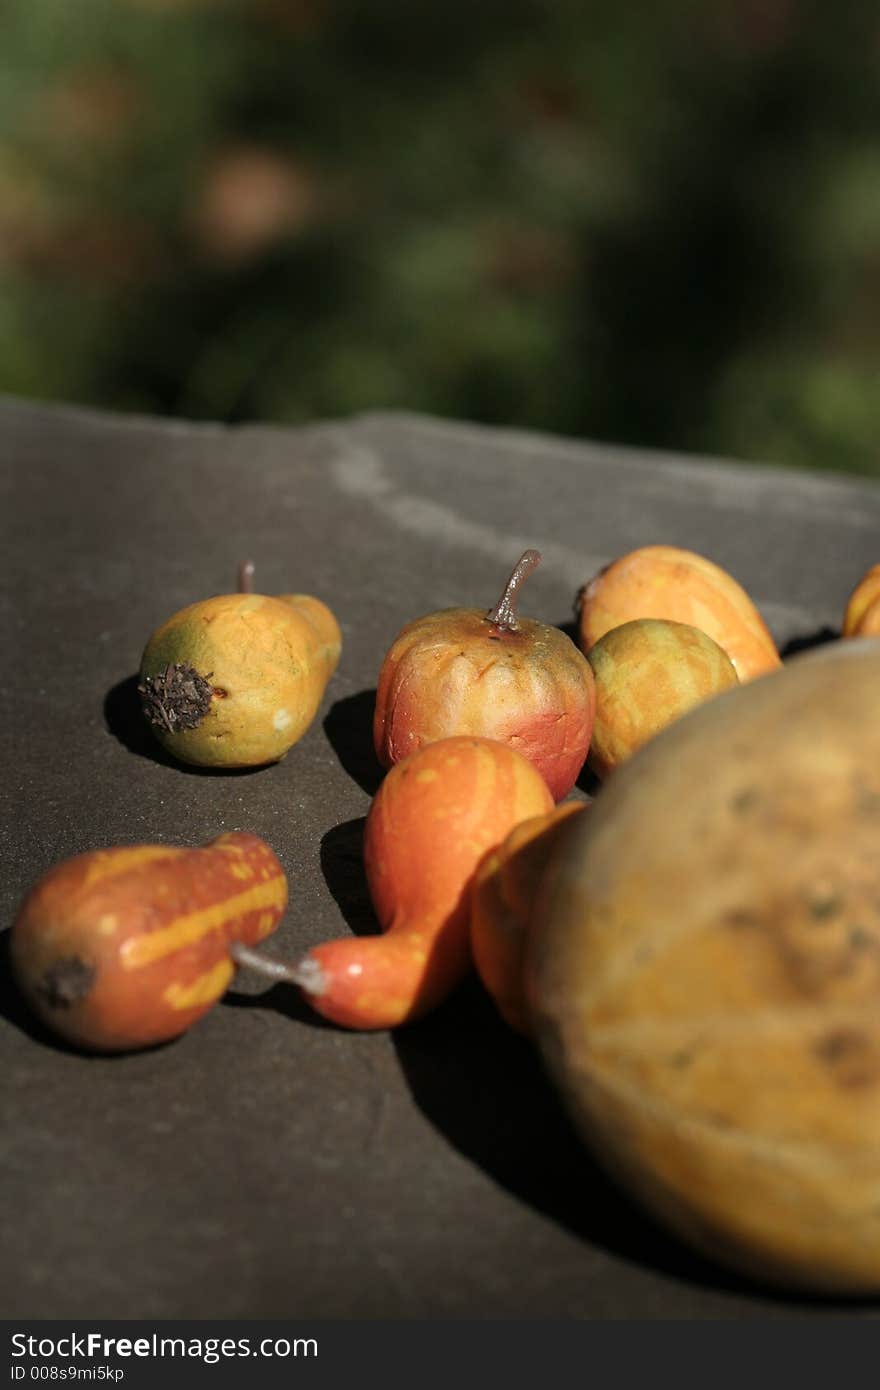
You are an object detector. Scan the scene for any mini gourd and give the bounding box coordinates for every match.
[471,800,587,1034]
[233,736,554,1029]
[11,832,287,1052]
[374,550,596,800]
[576,544,780,682]
[139,563,341,768]
[586,618,738,778]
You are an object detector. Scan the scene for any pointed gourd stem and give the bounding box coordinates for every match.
[238,561,255,594]
[485,549,542,633]
[228,940,325,994]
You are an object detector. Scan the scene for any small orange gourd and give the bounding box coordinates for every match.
[471,800,587,1034]
[576,544,780,682]
[233,737,554,1029]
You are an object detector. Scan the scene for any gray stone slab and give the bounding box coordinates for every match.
[2,396,880,1319]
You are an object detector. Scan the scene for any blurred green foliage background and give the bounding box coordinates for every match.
[2,0,879,474]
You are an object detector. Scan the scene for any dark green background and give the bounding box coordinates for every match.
[3,0,880,474]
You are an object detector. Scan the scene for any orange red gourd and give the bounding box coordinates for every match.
[11,832,288,1052]
[471,800,587,1034]
[374,550,596,800]
[576,544,780,682]
[232,737,554,1029]
[139,566,341,768]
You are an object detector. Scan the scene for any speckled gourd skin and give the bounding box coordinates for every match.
[373,607,595,801]
[527,638,880,1293]
[140,591,341,767]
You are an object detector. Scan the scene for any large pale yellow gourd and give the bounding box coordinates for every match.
[526,638,880,1293]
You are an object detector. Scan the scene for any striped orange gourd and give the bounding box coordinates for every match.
[11,832,287,1051]
[291,737,555,1029]
[577,544,780,682]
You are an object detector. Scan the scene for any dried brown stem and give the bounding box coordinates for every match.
[485,549,541,632]
[238,561,255,594]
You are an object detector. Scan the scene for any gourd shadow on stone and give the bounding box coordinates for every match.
[318,817,378,938]
[780,625,839,658]
[221,979,337,1029]
[103,674,266,776]
[0,927,60,1051]
[323,689,383,797]
[575,762,601,798]
[391,981,863,1311]
[558,617,580,647]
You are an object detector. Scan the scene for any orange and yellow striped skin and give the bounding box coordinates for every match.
[843,565,880,637]
[587,619,739,780]
[577,545,780,683]
[854,601,880,636]
[298,737,554,1030]
[471,801,587,1035]
[10,832,287,1052]
[373,608,595,801]
[140,590,341,768]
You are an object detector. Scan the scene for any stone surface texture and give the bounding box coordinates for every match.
[2,396,880,1319]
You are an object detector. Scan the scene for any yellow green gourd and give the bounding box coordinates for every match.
[139,567,341,768]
